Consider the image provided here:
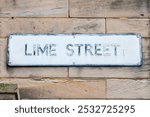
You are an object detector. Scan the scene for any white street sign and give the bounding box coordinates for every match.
[8,34,142,66]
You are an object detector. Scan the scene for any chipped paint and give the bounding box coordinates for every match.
[7,34,142,67]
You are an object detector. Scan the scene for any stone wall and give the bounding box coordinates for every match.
[0,0,150,99]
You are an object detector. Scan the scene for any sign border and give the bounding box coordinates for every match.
[7,34,142,67]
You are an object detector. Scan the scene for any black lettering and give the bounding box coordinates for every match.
[85,44,93,56]
[51,106,55,113]
[37,107,42,113]
[114,46,117,56]
[37,44,48,56]
[30,106,34,113]
[60,107,64,113]
[65,105,70,113]
[33,44,36,56]
[46,107,51,113]
[41,107,47,113]
[18,105,25,113]
[15,107,19,113]
[95,44,102,56]
[75,44,83,56]
[25,44,32,56]
[49,44,56,56]
[66,44,74,56]
[55,108,59,113]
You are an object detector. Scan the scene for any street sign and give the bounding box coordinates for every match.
[8,34,142,66]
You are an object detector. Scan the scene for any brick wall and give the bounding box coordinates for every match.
[0,0,150,99]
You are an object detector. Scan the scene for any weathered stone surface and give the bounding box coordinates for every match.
[0,83,19,100]
[107,19,150,37]
[0,18,105,37]
[0,83,17,93]
[107,79,150,99]
[70,0,150,17]
[0,94,16,100]
[0,78,106,99]
[0,0,68,17]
